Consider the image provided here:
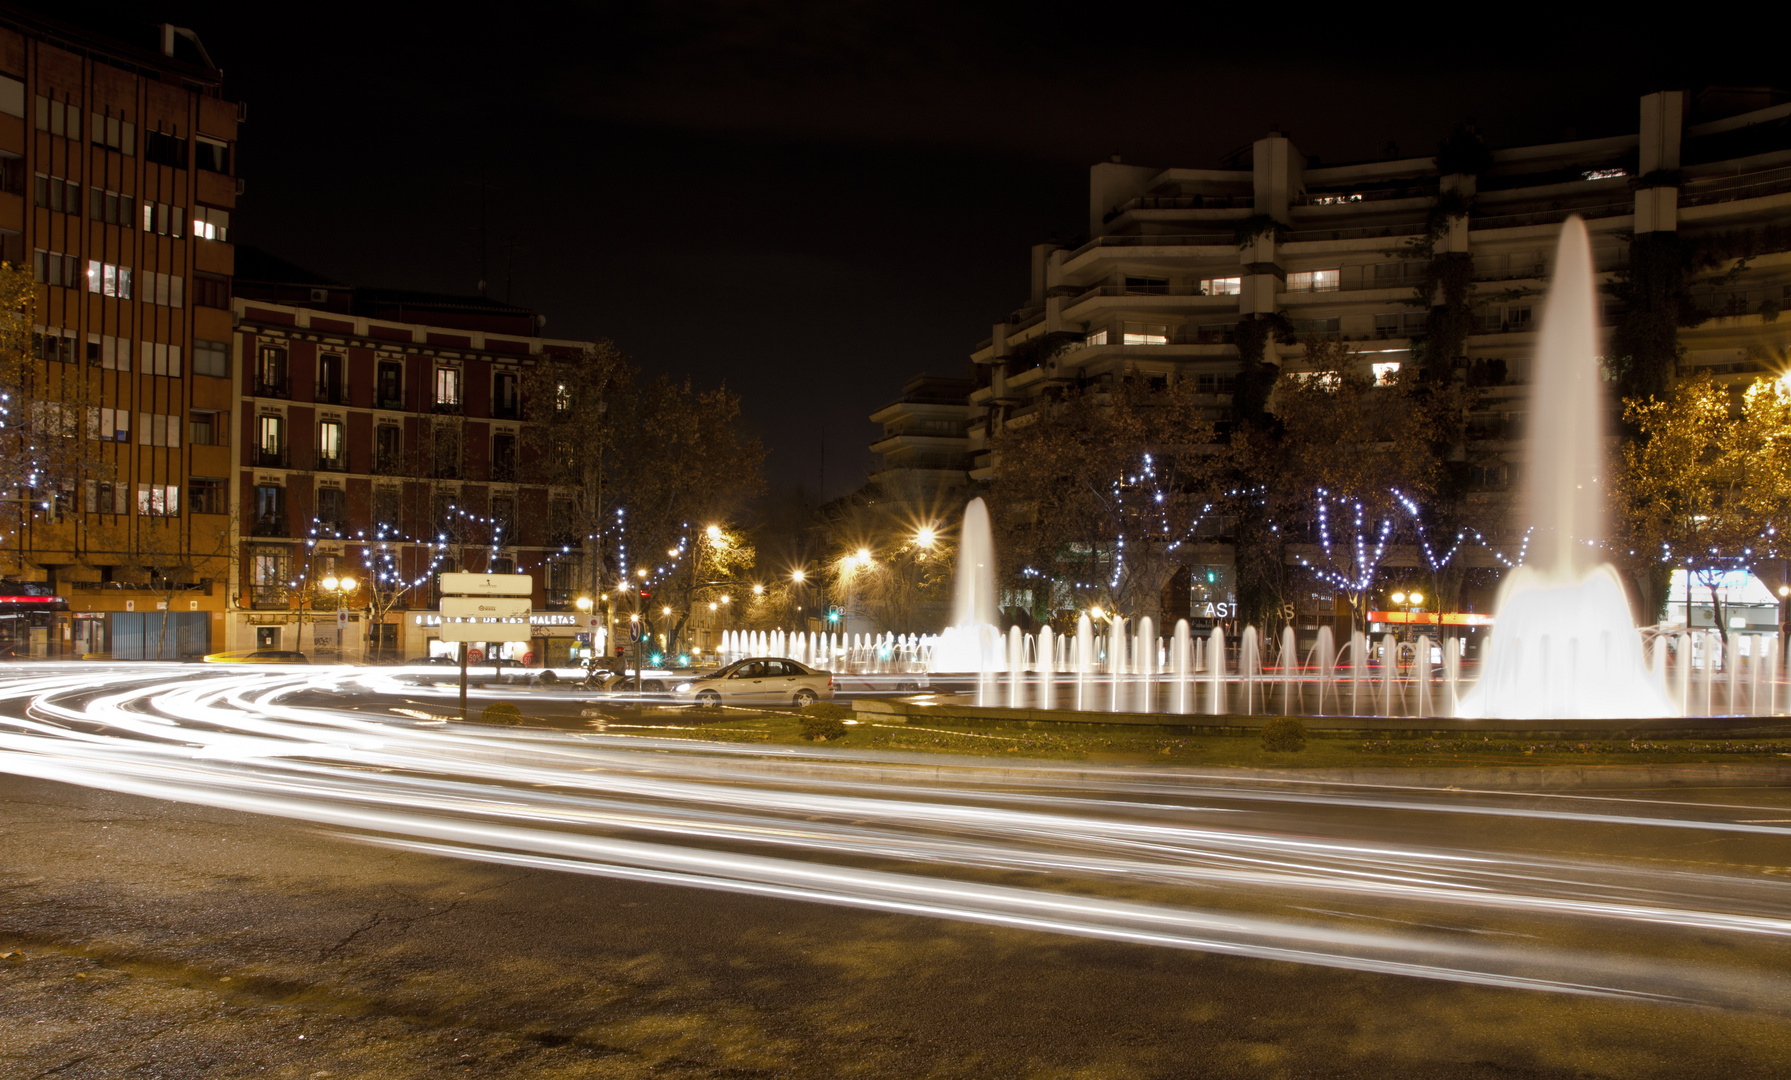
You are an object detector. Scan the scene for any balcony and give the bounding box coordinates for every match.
[312,517,347,538]
[314,452,347,473]
[255,447,290,469]
[253,379,290,399]
[315,382,349,405]
[375,451,404,474]
[377,392,404,410]
[491,401,520,420]
[250,514,288,538]
[490,458,517,483]
[250,585,290,610]
[431,400,463,416]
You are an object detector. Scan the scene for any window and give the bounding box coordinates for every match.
[1286,269,1340,292]
[137,484,179,516]
[0,152,23,196]
[95,408,129,441]
[434,366,462,408]
[258,415,286,466]
[250,546,290,606]
[88,188,136,226]
[192,204,228,241]
[1375,312,1427,337]
[1122,322,1169,345]
[85,260,134,299]
[1196,372,1238,394]
[256,346,288,396]
[375,424,403,471]
[317,353,345,403]
[490,496,516,542]
[253,485,286,527]
[315,486,347,527]
[493,371,519,417]
[35,173,79,212]
[1124,275,1169,294]
[1288,317,1341,334]
[91,111,135,153]
[189,411,223,446]
[491,433,517,481]
[1084,329,1108,346]
[1201,277,1241,296]
[192,273,229,309]
[317,420,345,467]
[139,341,182,376]
[189,478,227,515]
[84,480,128,515]
[138,412,182,447]
[143,271,184,307]
[33,250,79,288]
[1373,361,1402,386]
[554,382,572,413]
[144,129,187,168]
[35,329,76,363]
[30,401,78,437]
[195,136,230,174]
[377,361,403,408]
[142,202,184,237]
[371,487,402,533]
[34,96,81,138]
[193,338,228,378]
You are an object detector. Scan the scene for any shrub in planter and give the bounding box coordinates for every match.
[1260,717,1307,752]
[481,702,523,726]
[800,715,850,741]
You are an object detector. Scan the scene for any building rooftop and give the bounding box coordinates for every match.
[234,246,545,337]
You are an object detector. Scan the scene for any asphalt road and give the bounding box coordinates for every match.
[3,663,1791,1078]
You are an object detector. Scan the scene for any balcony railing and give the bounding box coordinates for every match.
[377,392,404,410]
[315,452,347,472]
[250,514,288,538]
[374,451,404,474]
[491,401,520,420]
[315,382,348,405]
[253,378,290,399]
[431,400,463,415]
[312,517,347,538]
[490,458,517,483]
[255,447,290,469]
[250,585,290,609]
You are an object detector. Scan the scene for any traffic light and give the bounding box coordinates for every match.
[827,606,841,624]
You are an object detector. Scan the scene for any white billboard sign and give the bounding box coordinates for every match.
[437,619,531,643]
[438,572,534,597]
[441,597,532,620]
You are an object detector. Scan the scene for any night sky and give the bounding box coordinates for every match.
[64,3,1785,497]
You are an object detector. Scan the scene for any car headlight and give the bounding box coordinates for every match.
[675,683,693,693]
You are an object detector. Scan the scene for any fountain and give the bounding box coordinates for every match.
[1456,217,1672,719]
[873,217,1771,718]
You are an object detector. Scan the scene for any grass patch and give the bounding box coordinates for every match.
[592,711,1791,769]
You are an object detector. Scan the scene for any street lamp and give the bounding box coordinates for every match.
[319,575,356,657]
[791,570,806,583]
[575,596,593,612]
[915,527,936,548]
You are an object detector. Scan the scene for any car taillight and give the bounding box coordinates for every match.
[829,675,834,688]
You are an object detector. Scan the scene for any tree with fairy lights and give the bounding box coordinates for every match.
[1620,372,1791,643]
[989,376,1221,628]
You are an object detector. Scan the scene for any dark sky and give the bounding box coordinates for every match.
[70,2,1788,497]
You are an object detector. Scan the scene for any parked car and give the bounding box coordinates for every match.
[672,657,834,707]
[601,672,681,697]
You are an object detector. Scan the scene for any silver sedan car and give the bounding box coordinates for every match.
[673,658,834,707]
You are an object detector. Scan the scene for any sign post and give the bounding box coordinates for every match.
[435,573,534,721]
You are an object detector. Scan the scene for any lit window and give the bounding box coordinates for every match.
[1085,329,1108,346]
[1122,322,1169,346]
[1201,277,1241,296]
[1286,269,1340,293]
[435,367,462,407]
[1372,361,1401,386]
[192,204,229,241]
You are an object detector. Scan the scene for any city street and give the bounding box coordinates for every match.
[3,664,1791,1077]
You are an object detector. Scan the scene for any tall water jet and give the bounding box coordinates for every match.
[1458,217,1673,719]
[930,498,1003,675]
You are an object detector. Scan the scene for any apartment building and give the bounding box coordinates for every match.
[874,88,1791,624]
[0,9,238,658]
[228,256,598,666]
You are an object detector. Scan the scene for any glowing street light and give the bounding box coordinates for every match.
[575,596,593,612]
[791,570,806,583]
[856,547,872,564]
[706,524,722,542]
[752,584,765,596]
[1390,591,1406,605]
[915,527,936,547]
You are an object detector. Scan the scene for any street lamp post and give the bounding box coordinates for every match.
[319,575,357,659]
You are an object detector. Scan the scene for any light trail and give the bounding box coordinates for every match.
[2,662,1790,1010]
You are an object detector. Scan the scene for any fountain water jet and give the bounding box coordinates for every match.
[1457,217,1672,719]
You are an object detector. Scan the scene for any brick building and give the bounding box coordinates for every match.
[0,9,238,658]
[227,252,598,665]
